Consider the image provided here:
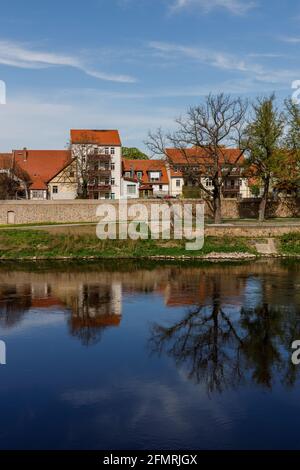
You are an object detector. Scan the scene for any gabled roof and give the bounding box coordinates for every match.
[166,147,244,166]
[122,159,169,185]
[13,150,72,186]
[71,129,121,146]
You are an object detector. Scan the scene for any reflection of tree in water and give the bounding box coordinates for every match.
[150,281,300,395]
[0,285,32,327]
[151,278,244,394]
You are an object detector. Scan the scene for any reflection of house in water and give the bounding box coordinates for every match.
[0,284,32,327]
[162,269,247,309]
[0,278,122,345]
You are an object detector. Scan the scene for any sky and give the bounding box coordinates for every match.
[0,0,300,151]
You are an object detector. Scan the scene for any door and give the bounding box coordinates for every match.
[7,211,16,224]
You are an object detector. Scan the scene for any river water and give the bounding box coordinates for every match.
[0,259,299,450]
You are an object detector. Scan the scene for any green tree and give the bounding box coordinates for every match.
[245,94,285,222]
[122,147,149,160]
[279,98,300,194]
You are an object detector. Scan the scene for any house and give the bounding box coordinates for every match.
[47,159,77,200]
[122,159,169,198]
[121,176,140,199]
[70,129,122,200]
[165,147,251,199]
[12,149,72,200]
[166,166,184,197]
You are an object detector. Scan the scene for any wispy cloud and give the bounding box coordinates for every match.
[0,39,137,83]
[279,36,300,44]
[170,0,256,15]
[149,41,300,85]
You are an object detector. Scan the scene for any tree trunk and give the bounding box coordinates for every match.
[213,186,222,224]
[258,176,270,222]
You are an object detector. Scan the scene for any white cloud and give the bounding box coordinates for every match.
[279,36,300,44]
[0,91,176,151]
[170,0,256,15]
[149,41,300,85]
[0,39,137,83]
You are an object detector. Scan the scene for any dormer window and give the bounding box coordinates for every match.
[149,171,161,182]
[137,171,143,179]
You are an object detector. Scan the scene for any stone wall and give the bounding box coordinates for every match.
[0,200,204,225]
[0,197,299,226]
[205,197,300,219]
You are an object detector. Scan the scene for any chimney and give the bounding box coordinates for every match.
[23,147,28,161]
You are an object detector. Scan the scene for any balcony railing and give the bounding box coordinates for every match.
[88,183,111,190]
[88,169,111,177]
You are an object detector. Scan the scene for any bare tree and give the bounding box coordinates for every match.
[146,94,248,224]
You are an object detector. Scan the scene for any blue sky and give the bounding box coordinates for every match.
[0,0,300,151]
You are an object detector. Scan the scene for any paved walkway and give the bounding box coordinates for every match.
[254,238,278,255]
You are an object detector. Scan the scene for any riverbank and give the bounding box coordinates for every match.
[0,229,299,261]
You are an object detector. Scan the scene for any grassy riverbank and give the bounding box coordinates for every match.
[280,233,300,255]
[0,229,258,259]
[0,229,299,259]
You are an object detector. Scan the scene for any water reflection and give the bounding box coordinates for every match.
[150,268,300,394]
[0,260,299,394]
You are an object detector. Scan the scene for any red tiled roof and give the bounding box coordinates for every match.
[169,168,183,178]
[71,129,121,146]
[13,150,71,186]
[0,153,12,169]
[30,176,48,190]
[123,176,138,183]
[166,147,244,166]
[122,159,169,185]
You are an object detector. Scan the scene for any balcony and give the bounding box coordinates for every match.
[88,169,111,177]
[88,183,111,190]
[222,187,241,198]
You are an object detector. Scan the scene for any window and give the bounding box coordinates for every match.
[105,147,109,155]
[94,163,98,171]
[111,178,115,186]
[93,192,99,200]
[205,179,213,187]
[105,163,109,171]
[125,171,131,178]
[137,171,143,179]
[111,147,115,155]
[149,171,160,182]
[111,162,115,171]
[69,171,75,178]
[105,178,110,185]
[105,193,110,199]
[159,185,163,190]
[127,184,136,195]
[53,186,58,194]
[111,193,115,200]
[32,190,44,199]
[176,179,181,187]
